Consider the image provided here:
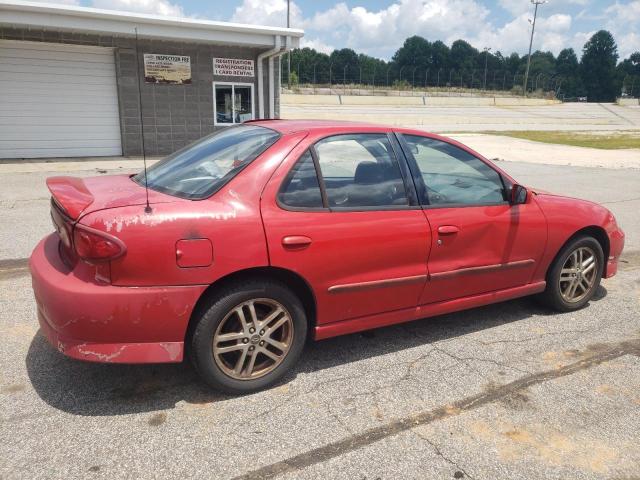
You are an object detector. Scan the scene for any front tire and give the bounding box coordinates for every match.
[189,279,307,394]
[538,235,604,312]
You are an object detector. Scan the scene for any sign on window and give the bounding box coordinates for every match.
[213,58,255,77]
[144,54,191,84]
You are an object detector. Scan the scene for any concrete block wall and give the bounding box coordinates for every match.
[0,27,277,156]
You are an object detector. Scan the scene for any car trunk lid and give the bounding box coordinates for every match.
[46,175,177,220]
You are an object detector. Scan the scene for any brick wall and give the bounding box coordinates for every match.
[0,27,276,156]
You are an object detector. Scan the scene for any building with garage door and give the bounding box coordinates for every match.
[0,0,302,159]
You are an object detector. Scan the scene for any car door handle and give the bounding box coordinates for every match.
[437,225,460,235]
[282,235,312,249]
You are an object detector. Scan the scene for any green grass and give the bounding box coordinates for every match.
[480,131,640,149]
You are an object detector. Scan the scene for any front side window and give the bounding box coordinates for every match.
[278,150,323,209]
[314,134,409,208]
[402,135,506,206]
[133,125,279,199]
[214,83,254,125]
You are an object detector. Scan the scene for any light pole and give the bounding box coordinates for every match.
[371,64,376,91]
[437,68,442,88]
[343,65,347,94]
[483,47,491,90]
[411,66,417,90]
[425,68,429,89]
[286,0,291,89]
[523,0,547,97]
[329,61,333,88]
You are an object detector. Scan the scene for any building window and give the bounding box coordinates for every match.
[213,82,254,126]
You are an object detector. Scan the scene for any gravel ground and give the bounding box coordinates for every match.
[1,146,639,479]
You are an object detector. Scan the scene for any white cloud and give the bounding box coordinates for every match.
[499,0,588,17]
[91,0,184,16]
[229,0,639,60]
[604,1,640,58]
[231,0,303,27]
[300,37,334,54]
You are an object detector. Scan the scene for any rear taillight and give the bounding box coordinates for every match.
[73,225,126,263]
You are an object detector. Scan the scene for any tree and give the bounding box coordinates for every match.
[580,30,619,101]
[329,48,360,84]
[450,39,478,73]
[556,48,584,98]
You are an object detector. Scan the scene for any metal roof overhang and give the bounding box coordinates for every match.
[0,0,303,48]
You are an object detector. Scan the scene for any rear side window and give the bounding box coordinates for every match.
[402,135,506,206]
[134,125,280,200]
[314,134,409,208]
[278,150,323,209]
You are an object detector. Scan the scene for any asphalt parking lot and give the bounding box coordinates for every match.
[1,154,639,478]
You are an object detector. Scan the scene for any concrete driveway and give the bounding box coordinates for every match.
[1,148,639,479]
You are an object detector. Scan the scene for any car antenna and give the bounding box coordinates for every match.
[134,27,152,214]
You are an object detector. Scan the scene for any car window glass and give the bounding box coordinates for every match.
[314,134,408,208]
[278,150,323,208]
[134,125,279,200]
[403,135,505,206]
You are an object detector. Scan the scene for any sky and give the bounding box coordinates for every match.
[41,0,640,59]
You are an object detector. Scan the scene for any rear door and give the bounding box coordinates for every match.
[398,133,547,305]
[261,131,431,325]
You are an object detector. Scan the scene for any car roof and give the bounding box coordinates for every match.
[244,119,397,134]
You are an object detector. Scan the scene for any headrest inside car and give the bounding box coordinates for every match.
[354,161,385,184]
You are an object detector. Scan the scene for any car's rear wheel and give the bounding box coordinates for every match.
[189,279,307,394]
[539,235,604,311]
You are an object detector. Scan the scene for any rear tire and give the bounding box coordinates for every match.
[538,235,604,312]
[189,279,307,394]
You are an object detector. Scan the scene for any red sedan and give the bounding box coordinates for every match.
[30,120,625,394]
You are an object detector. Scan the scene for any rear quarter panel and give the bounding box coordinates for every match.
[78,130,309,287]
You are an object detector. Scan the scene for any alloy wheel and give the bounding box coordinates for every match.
[558,246,598,303]
[212,298,294,380]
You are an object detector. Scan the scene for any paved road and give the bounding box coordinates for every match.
[282,102,640,132]
[1,160,639,479]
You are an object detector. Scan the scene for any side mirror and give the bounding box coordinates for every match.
[510,184,527,205]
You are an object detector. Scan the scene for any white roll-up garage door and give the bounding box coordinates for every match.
[0,40,122,159]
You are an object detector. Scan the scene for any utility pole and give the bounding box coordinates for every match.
[287,0,291,89]
[483,47,491,90]
[523,0,546,97]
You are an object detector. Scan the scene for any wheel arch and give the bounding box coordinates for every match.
[549,225,610,278]
[185,266,317,347]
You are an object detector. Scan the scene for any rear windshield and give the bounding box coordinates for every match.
[133,125,280,199]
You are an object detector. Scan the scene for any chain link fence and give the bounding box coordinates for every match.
[281,64,566,98]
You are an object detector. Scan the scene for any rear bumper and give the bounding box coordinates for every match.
[30,234,206,364]
[605,226,625,279]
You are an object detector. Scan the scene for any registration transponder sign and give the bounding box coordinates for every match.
[213,58,255,77]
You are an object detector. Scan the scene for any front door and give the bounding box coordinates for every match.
[398,133,547,305]
[261,131,431,325]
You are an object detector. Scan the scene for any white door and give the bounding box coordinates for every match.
[0,40,122,159]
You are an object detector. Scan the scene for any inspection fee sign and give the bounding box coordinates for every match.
[214,58,255,77]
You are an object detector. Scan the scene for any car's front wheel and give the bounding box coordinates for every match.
[189,279,307,394]
[539,235,604,311]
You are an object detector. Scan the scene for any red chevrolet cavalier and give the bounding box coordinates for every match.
[30,120,624,393]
